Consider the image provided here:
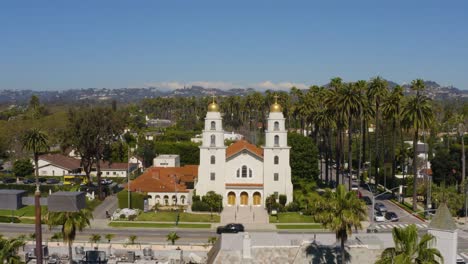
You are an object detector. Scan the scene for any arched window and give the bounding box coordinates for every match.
[274,156,279,165]
[242,165,247,178]
[172,195,177,205]
[210,121,216,130]
[249,169,252,178]
[164,195,169,205]
[274,135,279,146]
[210,155,216,164]
[237,169,240,178]
[180,195,186,204]
[274,121,279,131]
[210,135,216,146]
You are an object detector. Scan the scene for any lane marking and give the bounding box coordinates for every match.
[460,252,468,259]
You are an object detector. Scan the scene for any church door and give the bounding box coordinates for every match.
[253,192,261,205]
[240,192,248,205]
[228,192,236,206]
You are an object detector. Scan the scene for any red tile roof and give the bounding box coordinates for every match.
[39,154,81,170]
[125,165,198,193]
[226,140,263,159]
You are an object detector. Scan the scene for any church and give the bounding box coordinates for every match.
[195,97,293,207]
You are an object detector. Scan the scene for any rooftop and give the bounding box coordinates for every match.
[226,140,263,159]
[126,165,198,193]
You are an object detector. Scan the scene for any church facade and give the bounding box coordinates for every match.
[195,98,293,207]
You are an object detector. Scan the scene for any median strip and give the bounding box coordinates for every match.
[109,221,211,229]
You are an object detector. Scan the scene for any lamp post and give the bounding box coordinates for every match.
[127,147,134,209]
[459,122,466,224]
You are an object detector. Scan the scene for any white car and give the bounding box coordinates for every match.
[374,212,385,222]
[351,184,359,191]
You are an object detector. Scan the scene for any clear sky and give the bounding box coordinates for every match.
[1,0,467,90]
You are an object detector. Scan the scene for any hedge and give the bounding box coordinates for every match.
[191,200,211,212]
[117,190,145,210]
[0,183,74,196]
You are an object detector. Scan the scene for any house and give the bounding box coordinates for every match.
[153,154,180,168]
[191,131,244,144]
[129,155,144,169]
[126,165,198,208]
[37,154,81,176]
[92,161,138,178]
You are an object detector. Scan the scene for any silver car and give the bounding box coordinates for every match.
[374,202,387,213]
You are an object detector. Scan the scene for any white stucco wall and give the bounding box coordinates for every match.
[38,164,69,176]
[428,229,457,264]
[153,155,180,167]
[146,192,190,207]
[225,152,263,185]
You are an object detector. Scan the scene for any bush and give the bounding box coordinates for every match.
[279,195,287,206]
[191,200,211,212]
[0,183,74,195]
[285,201,301,212]
[117,190,145,210]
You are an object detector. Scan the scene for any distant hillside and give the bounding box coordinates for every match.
[0,80,466,105]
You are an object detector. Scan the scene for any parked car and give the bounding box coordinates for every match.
[46,178,60,184]
[456,255,466,264]
[361,196,372,205]
[374,202,387,213]
[374,212,385,222]
[385,211,398,222]
[351,184,359,191]
[23,178,35,184]
[216,223,245,234]
[2,177,16,184]
[38,177,47,183]
[101,179,113,185]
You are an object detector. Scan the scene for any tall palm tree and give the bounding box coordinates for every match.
[367,77,389,186]
[21,128,49,264]
[336,82,365,190]
[382,85,404,188]
[167,232,180,245]
[0,235,25,264]
[45,209,93,264]
[402,79,433,211]
[376,224,442,263]
[311,184,367,264]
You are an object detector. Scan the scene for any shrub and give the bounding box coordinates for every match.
[279,194,287,206]
[119,214,126,219]
[117,190,145,210]
[191,200,211,212]
[285,201,301,212]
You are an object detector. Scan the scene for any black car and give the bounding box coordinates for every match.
[38,177,47,183]
[216,223,245,234]
[46,178,60,184]
[361,196,372,205]
[2,177,16,184]
[385,211,399,222]
[23,178,35,184]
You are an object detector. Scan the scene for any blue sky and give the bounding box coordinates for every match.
[1,0,467,90]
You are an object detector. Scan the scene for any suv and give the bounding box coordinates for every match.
[374,202,387,213]
[216,223,245,234]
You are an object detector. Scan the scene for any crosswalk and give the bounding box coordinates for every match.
[459,252,468,260]
[374,223,428,231]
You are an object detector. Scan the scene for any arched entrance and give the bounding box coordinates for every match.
[227,192,236,206]
[240,192,248,205]
[253,192,261,206]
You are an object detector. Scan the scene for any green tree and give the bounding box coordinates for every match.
[402,79,434,210]
[45,209,93,264]
[21,128,49,264]
[127,235,137,245]
[288,132,319,183]
[208,236,217,245]
[376,224,442,264]
[0,235,25,264]
[201,191,223,213]
[166,232,180,245]
[12,158,34,178]
[311,185,367,264]
[105,233,115,243]
[89,234,101,248]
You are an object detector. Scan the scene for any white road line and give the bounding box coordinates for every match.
[375,225,381,229]
[460,252,468,259]
[416,224,424,228]
[398,224,407,228]
[381,225,391,229]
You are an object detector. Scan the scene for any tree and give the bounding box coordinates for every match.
[402,79,434,210]
[21,128,49,264]
[288,132,319,183]
[201,191,223,213]
[105,233,115,243]
[376,224,442,264]
[311,184,367,264]
[0,235,25,264]
[89,234,101,248]
[128,235,137,245]
[208,237,217,245]
[166,232,180,245]
[12,158,34,178]
[45,209,93,264]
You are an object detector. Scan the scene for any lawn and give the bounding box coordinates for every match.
[136,211,220,222]
[109,222,211,229]
[276,224,323,230]
[0,205,46,217]
[269,212,316,223]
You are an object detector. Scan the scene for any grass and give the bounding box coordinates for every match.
[268,212,316,223]
[0,205,46,217]
[108,222,211,229]
[276,224,323,229]
[136,211,220,222]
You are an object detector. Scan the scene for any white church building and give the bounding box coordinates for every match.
[195,97,293,207]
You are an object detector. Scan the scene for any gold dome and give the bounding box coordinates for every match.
[270,95,282,112]
[207,96,219,112]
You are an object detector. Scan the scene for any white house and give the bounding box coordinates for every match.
[191,131,244,144]
[153,155,180,168]
[37,154,81,176]
[195,97,293,207]
[92,161,138,178]
[129,155,144,169]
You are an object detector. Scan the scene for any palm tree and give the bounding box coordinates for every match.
[208,237,217,245]
[128,235,137,245]
[311,184,367,264]
[89,234,101,248]
[336,82,365,190]
[382,85,404,188]
[21,128,49,264]
[367,77,389,185]
[45,209,93,264]
[166,232,180,245]
[105,233,115,243]
[376,224,442,263]
[402,79,433,211]
[0,235,25,264]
